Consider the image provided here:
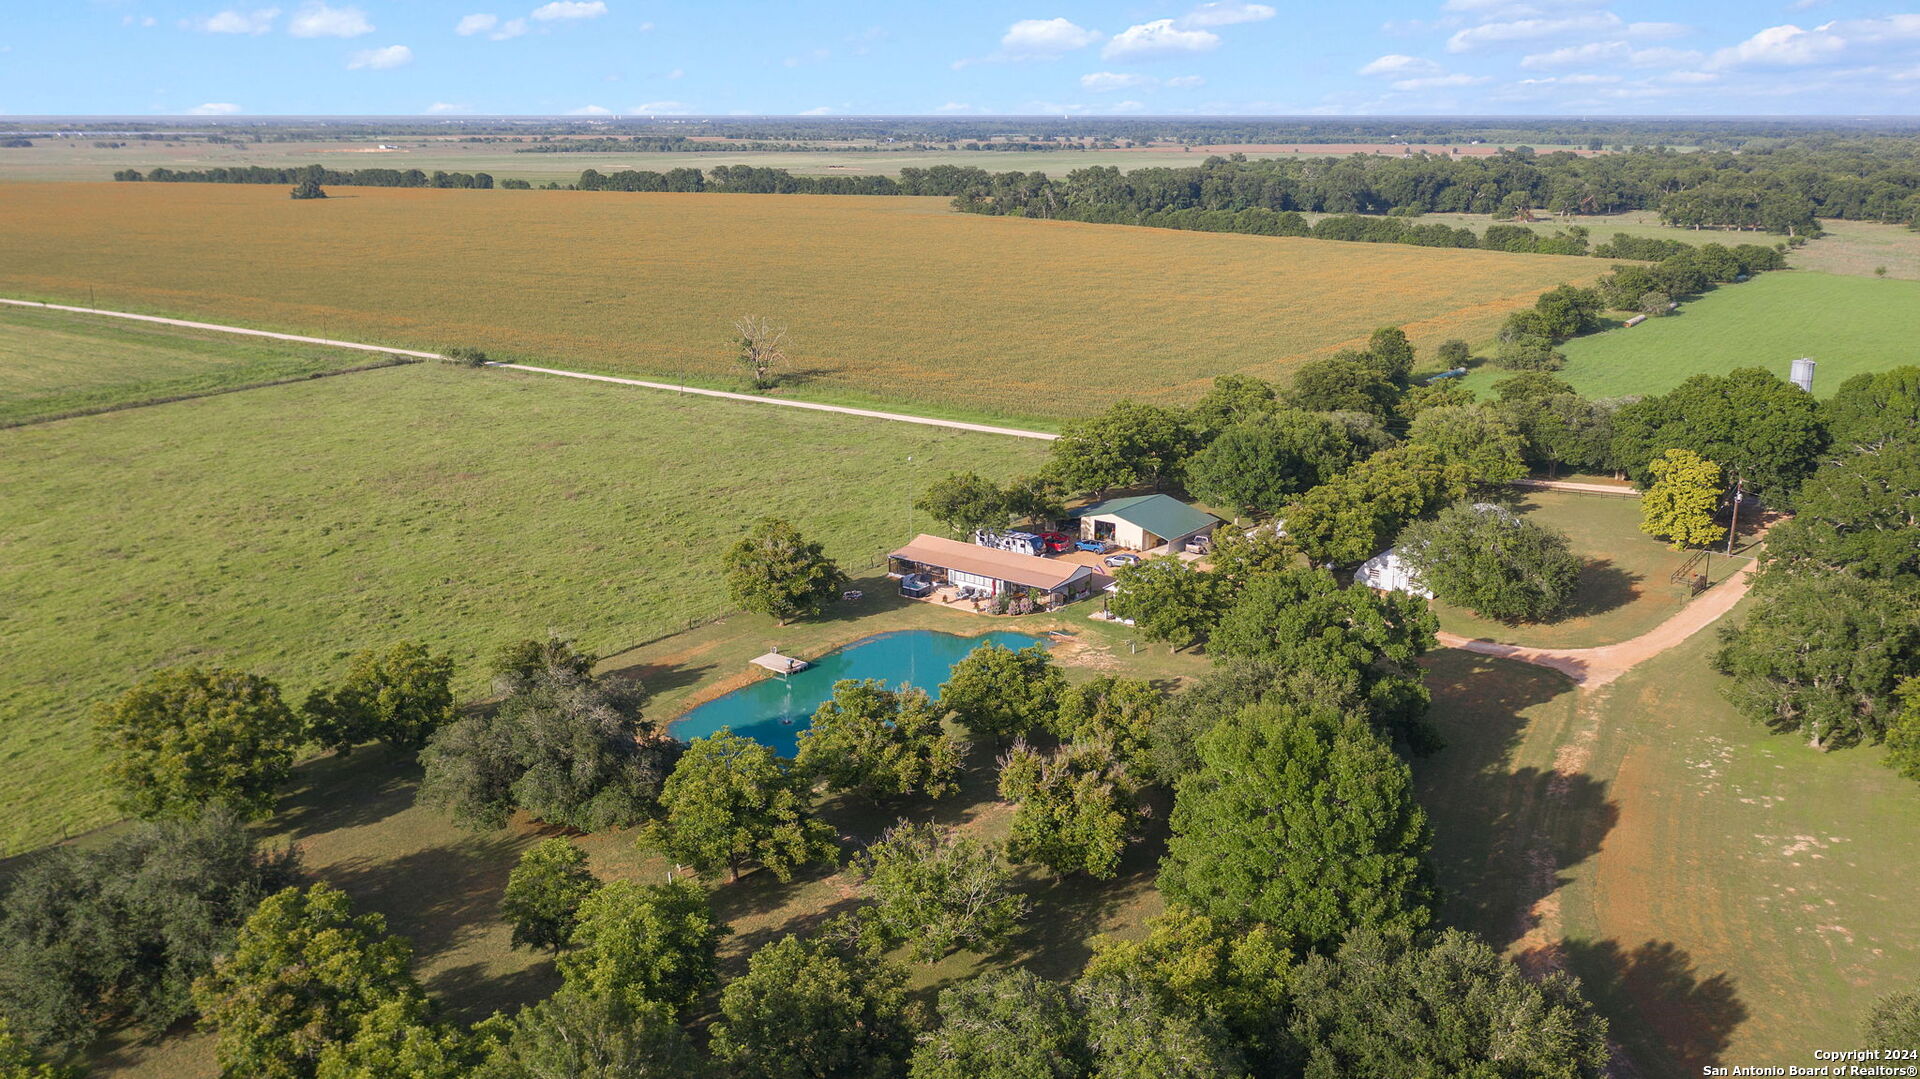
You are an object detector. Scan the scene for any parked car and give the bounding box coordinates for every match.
[1104,553,1141,568]
[1037,531,1073,553]
[1075,538,1113,553]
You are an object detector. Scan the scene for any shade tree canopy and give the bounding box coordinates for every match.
[723,517,850,624]
[1764,440,1920,581]
[1106,557,1226,652]
[1406,405,1527,487]
[1713,568,1920,752]
[0,807,302,1055]
[1159,704,1435,949]
[1046,401,1196,495]
[707,931,916,1079]
[191,883,426,1079]
[648,730,838,882]
[1183,409,1358,518]
[93,666,306,821]
[997,741,1137,881]
[1400,502,1583,623]
[854,822,1024,963]
[499,838,598,952]
[417,654,672,833]
[1281,444,1471,568]
[796,680,963,802]
[1611,367,1825,500]
[1639,448,1726,550]
[555,879,723,1019]
[303,640,456,756]
[906,969,1087,1079]
[937,643,1066,746]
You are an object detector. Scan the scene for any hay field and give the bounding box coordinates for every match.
[0,183,1609,419]
[0,357,1047,855]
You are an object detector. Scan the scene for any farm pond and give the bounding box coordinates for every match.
[670,629,1048,757]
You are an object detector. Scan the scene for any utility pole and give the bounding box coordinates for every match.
[1725,476,1743,556]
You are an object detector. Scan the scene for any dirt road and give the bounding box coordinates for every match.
[0,297,1059,442]
[1436,555,1759,687]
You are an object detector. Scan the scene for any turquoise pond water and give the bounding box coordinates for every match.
[670,629,1048,757]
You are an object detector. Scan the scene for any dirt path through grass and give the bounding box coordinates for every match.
[0,297,1058,441]
[1436,553,1758,687]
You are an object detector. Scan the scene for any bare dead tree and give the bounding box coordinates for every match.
[734,315,790,390]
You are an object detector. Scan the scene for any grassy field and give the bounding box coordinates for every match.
[1429,490,1750,649]
[0,357,1051,854]
[0,138,1601,186]
[1790,218,1920,281]
[1418,633,1920,1077]
[0,183,1611,419]
[0,304,394,425]
[1532,271,1920,400]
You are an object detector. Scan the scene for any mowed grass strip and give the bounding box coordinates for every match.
[0,305,394,425]
[1537,271,1920,400]
[0,360,1048,854]
[0,183,1609,418]
[1418,633,1920,1077]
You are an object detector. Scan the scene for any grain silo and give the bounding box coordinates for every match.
[1790,357,1816,393]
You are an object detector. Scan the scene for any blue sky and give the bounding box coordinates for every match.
[3,0,1919,116]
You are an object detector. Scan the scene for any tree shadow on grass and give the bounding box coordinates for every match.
[1415,651,1618,944]
[599,657,718,700]
[1555,938,1749,1077]
[1561,558,1641,621]
[272,745,422,842]
[427,957,561,1024]
[322,831,528,961]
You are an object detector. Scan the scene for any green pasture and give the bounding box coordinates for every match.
[0,305,385,425]
[1483,271,1920,399]
[0,358,1048,854]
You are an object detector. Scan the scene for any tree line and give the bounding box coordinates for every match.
[112,165,496,189]
[950,144,1920,233]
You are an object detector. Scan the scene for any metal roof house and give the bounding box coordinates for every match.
[1069,494,1221,554]
[888,534,1097,599]
[1354,548,1432,598]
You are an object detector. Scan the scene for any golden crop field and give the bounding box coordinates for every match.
[0,183,1610,418]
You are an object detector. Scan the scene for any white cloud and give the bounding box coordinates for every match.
[425,102,470,113]
[1519,40,1627,68]
[1709,23,1845,68]
[288,2,371,37]
[1166,74,1206,87]
[568,104,613,115]
[122,14,160,27]
[187,102,243,114]
[1103,18,1220,60]
[935,101,979,113]
[346,43,412,69]
[1447,12,1623,51]
[455,13,497,35]
[531,1,607,20]
[1001,17,1102,57]
[1359,53,1443,76]
[1658,69,1717,83]
[631,100,690,113]
[637,20,653,31]
[490,17,527,39]
[192,8,279,34]
[1081,71,1154,91]
[664,67,684,79]
[1391,72,1493,89]
[1441,0,1605,14]
[1176,1,1275,29]
[799,106,833,115]
[1631,46,1703,67]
